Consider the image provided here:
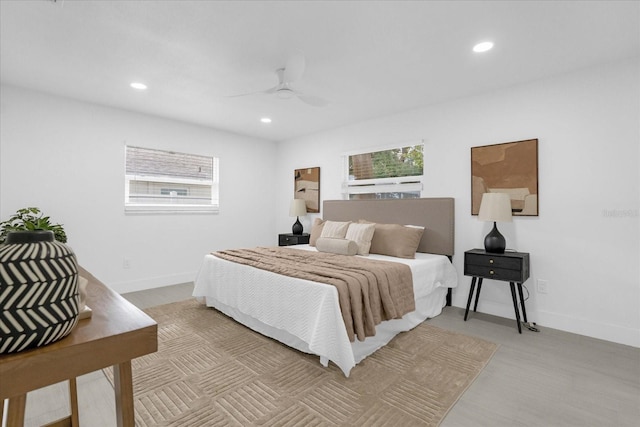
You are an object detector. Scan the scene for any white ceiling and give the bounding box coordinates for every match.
[1,1,638,142]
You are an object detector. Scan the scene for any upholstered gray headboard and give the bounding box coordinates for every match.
[323,198,455,257]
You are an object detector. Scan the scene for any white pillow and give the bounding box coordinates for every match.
[320,220,351,239]
[344,222,376,255]
[316,237,359,256]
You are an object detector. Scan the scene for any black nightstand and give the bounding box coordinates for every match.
[463,249,530,333]
[278,233,310,246]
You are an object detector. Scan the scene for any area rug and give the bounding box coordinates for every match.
[105,299,497,426]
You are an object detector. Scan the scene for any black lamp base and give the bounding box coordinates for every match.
[484,222,506,253]
[292,217,303,235]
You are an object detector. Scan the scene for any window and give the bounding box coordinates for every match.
[125,145,219,213]
[343,142,423,200]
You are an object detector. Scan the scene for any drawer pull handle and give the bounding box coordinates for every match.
[489,259,494,264]
[489,270,494,275]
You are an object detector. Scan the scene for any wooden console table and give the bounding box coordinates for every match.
[0,268,158,426]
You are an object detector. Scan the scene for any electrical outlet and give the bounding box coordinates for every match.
[123,258,131,269]
[537,279,548,294]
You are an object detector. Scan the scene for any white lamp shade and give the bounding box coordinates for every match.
[289,199,307,217]
[478,193,512,222]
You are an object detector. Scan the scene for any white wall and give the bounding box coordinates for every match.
[0,85,278,293]
[276,58,640,347]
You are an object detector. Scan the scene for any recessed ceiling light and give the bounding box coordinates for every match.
[473,41,494,53]
[130,82,148,90]
[260,117,272,124]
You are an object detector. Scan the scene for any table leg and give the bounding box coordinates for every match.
[6,394,26,426]
[464,277,477,321]
[509,282,522,333]
[473,278,483,312]
[517,283,528,323]
[69,378,79,427]
[113,361,135,427]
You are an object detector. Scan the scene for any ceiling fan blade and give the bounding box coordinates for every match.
[226,85,279,98]
[297,94,329,107]
[283,53,305,83]
[263,85,280,94]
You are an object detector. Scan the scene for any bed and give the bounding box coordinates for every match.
[193,198,457,377]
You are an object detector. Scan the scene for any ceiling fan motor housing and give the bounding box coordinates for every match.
[276,87,296,99]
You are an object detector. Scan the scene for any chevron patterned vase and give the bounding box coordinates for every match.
[0,230,80,354]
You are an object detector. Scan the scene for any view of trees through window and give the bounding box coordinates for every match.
[346,144,424,200]
[349,145,423,180]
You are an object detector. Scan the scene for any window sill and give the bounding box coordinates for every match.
[125,205,219,214]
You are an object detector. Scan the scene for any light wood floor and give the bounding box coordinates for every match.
[18,283,640,427]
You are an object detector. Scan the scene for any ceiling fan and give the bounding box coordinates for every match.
[228,54,329,107]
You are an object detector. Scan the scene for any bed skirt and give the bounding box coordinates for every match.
[197,286,448,377]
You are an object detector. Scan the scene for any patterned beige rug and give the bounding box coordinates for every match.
[106,299,497,426]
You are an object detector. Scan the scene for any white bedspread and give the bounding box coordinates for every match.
[193,245,457,376]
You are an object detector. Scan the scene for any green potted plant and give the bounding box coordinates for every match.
[0,207,68,244]
[0,207,78,354]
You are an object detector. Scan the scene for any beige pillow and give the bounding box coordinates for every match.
[309,218,326,247]
[316,237,358,256]
[320,220,351,239]
[368,222,424,259]
[344,222,376,255]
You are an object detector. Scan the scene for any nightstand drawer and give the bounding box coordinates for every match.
[465,253,522,270]
[464,249,530,283]
[278,233,310,246]
[464,264,524,282]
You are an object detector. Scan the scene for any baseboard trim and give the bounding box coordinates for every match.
[452,297,639,348]
[535,309,640,348]
[109,271,196,294]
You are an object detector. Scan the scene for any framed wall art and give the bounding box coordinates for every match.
[471,139,538,216]
[294,167,320,213]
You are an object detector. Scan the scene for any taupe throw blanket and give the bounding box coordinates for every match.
[213,247,415,342]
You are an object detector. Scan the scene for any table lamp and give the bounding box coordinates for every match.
[289,199,307,235]
[478,192,512,253]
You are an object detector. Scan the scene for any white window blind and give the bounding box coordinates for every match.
[343,143,424,200]
[125,145,219,213]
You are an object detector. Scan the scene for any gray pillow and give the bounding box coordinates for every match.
[315,237,359,256]
[366,222,424,259]
[309,218,326,247]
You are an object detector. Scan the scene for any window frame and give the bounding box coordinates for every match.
[124,145,219,214]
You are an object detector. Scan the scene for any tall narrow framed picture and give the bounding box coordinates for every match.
[294,167,320,213]
[471,139,538,216]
